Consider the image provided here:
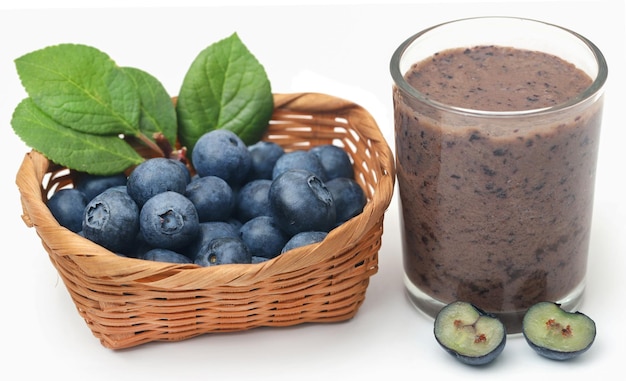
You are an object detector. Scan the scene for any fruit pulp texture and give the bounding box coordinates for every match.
[395,46,602,326]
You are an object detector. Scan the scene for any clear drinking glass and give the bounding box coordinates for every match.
[390,17,607,333]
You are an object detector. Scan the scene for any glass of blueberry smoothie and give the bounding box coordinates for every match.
[390,17,607,333]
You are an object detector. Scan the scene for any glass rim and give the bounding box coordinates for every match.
[390,16,608,117]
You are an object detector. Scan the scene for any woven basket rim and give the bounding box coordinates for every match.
[16,92,396,291]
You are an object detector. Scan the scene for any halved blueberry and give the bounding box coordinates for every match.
[434,301,506,366]
[522,301,596,361]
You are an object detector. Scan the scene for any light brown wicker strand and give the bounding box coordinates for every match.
[16,92,395,349]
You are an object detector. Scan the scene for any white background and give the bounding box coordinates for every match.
[1,1,624,380]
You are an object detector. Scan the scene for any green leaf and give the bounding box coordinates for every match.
[176,32,273,156]
[11,98,144,175]
[123,66,177,146]
[14,43,140,136]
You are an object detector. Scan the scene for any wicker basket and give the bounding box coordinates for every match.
[16,92,396,350]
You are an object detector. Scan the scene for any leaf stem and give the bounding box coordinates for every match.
[138,132,165,157]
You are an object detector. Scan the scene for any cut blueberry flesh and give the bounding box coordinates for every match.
[434,301,506,366]
[522,301,596,361]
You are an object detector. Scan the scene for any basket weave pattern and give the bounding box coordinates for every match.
[16,92,395,349]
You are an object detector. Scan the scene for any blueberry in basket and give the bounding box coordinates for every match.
[247,140,285,181]
[235,179,273,223]
[185,175,235,222]
[82,188,140,253]
[433,301,507,366]
[239,215,289,260]
[272,150,327,181]
[74,172,128,201]
[268,169,336,236]
[522,301,596,361]
[281,231,328,253]
[194,236,251,266]
[325,177,367,226]
[127,157,189,207]
[142,248,193,264]
[184,221,240,261]
[47,188,89,233]
[191,129,252,187]
[309,144,354,180]
[139,191,200,251]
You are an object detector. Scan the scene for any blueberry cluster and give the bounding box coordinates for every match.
[47,129,367,266]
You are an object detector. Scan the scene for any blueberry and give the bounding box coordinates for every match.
[281,231,328,253]
[142,248,193,264]
[47,188,89,233]
[239,216,289,259]
[522,301,596,361]
[107,185,129,194]
[309,144,354,180]
[184,221,240,260]
[325,177,367,225]
[139,191,200,251]
[247,141,285,180]
[171,159,192,184]
[74,172,128,201]
[185,176,235,222]
[434,301,507,366]
[235,179,273,223]
[191,129,252,186]
[226,218,243,231]
[251,256,270,264]
[272,150,327,181]
[194,236,251,266]
[127,157,188,207]
[82,188,140,253]
[269,169,336,236]
[123,232,153,259]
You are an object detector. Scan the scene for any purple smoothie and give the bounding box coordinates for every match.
[394,45,603,332]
